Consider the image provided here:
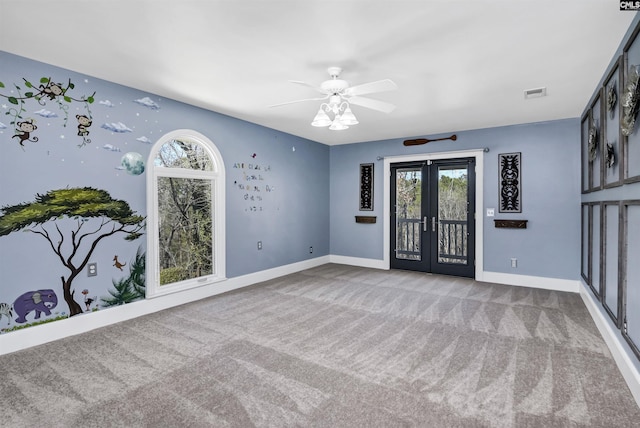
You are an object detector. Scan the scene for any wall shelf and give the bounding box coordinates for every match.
[494,219,528,229]
[355,216,377,224]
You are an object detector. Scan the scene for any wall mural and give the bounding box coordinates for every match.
[0,187,145,323]
[0,77,96,147]
[0,55,163,334]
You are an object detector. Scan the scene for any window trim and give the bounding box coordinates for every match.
[146,129,226,298]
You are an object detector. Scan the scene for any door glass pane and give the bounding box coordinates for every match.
[157,176,213,285]
[395,168,422,260]
[437,166,468,264]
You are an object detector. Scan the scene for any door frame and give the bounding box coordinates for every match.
[383,148,485,280]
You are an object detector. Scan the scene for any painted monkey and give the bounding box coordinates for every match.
[38,80,65,100]
[76,114,92,137]
[12,119,39,145]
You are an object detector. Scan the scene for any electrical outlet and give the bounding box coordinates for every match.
[309,246,313,254]
[487,208,495,217]
[257,241,262,250]
[88,262,98,277]
[511,258,517,268]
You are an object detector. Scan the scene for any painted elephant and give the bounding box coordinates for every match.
[13,289,58,323]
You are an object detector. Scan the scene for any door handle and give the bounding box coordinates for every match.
[423,216,427,232]
[432,216,436,232]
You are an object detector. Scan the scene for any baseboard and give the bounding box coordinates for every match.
[481,271,580,293]
[329,255,386,269]
[579,281,640,407]
[326,259,581,294]
[0,255,330,356]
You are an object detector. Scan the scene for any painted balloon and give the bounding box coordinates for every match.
[121,152,145,175]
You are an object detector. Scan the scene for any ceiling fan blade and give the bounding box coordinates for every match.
[268,94,329,108]
[289,80,323,93]
[348,96,396,113]
[344,79,397,96]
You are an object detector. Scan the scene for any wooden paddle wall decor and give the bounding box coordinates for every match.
[403,134,457,146]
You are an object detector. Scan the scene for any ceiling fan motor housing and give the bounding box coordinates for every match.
[320,79,349,95]
[319,66,349,96]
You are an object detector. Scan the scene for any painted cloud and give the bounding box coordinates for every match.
[136,136,152,144]
[34,108,58,118]
[0,122,6,129]
[133,97,160,110]
[99,100,115,107]
[101,122,133,133]
[103,144,122,152]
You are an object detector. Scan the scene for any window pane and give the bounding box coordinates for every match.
[155,139,213,170]
[157,176,213,285]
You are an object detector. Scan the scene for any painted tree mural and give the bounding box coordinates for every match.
[0,188,145,316]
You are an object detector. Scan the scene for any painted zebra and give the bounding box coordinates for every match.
[0,303,12,324]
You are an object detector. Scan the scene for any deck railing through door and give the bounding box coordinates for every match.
[396,218,467,264]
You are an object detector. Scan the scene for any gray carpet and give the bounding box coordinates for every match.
[1,264,639,427]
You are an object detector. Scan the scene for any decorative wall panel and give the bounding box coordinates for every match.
[590,94,603,190]
[624,25,640,182]
[359,163,374,211]
[590,203,602,298]
[581,203,590,284]
[623,202,640,358]
[603,202,620,324]
[581,115,591,193]
[498,152,521,213]
[604,57,623,188]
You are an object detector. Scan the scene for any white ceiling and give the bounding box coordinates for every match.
[1,1,636,145]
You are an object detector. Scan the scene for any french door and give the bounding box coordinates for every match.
[390,158,476,277]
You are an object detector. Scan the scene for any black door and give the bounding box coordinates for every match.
[390,158,476,278]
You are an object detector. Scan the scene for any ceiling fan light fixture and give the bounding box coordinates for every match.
[311,108,332,127]
[329,116,349,131]
[340,106,359,125]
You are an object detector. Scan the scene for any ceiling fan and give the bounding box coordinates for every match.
[269,67,397,130]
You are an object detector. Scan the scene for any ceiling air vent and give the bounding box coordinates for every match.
[524,87,547,99]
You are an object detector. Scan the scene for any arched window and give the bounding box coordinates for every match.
[146,130,225,298]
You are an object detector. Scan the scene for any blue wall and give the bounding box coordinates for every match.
[330,119,581,280]
[0,51,329,332]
